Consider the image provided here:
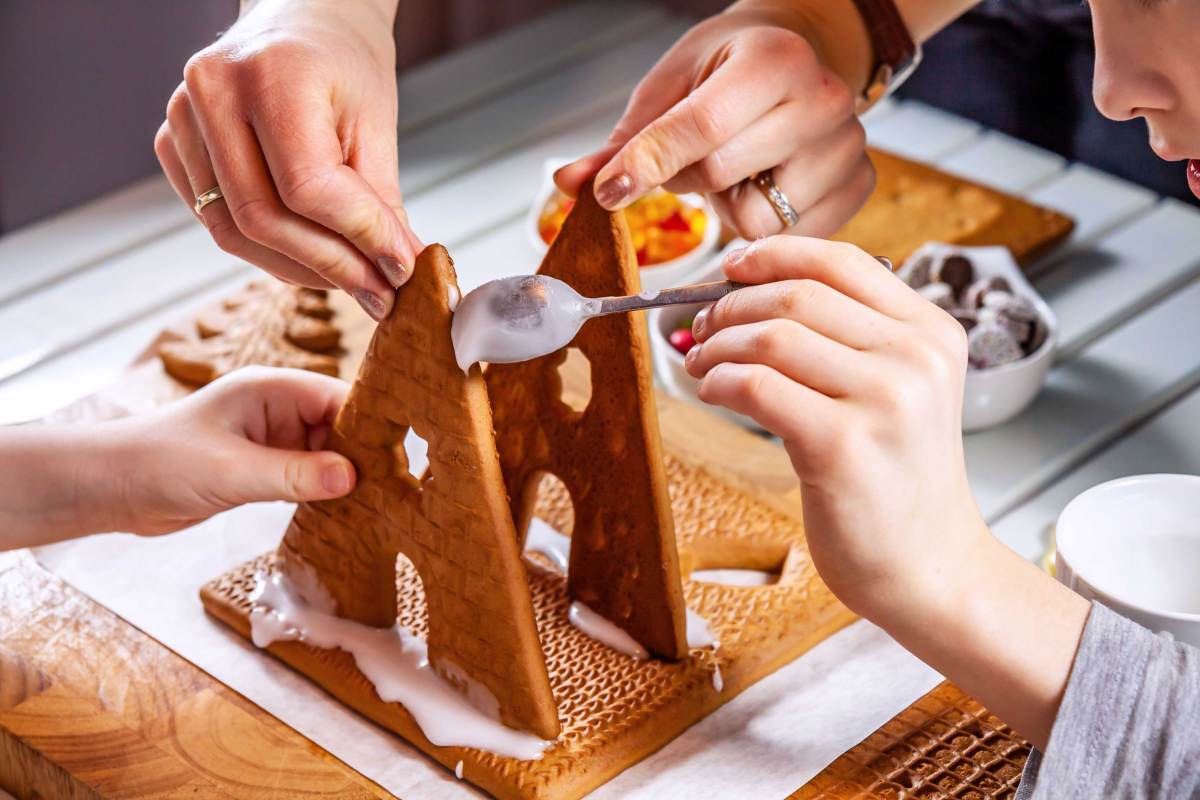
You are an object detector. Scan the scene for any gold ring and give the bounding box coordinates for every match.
[751,170,800,230]
[194,186,225,215]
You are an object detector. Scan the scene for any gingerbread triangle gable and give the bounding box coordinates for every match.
[485,182,688,659]
[276,244,559,739]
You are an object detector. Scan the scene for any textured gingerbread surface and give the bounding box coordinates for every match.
[791,681,1031,800]
[203,449,855,800]
[159,280,340,385]
[838,150,1075,267]
[275,245,559,739]
[486,180,687,660]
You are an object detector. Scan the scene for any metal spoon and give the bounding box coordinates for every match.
[450,257,894,372]
[450,275,742,371]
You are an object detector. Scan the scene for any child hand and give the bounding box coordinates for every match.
[111,366,356,535]
[684,237,988,618]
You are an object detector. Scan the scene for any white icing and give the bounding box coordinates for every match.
[690,568,777,587]
[455,760,464,780]
[447,285,461,312]
[524,520,719,652]
[712,665,724,692]
[568,601,649,660]
[523,519,571,572]
[685,607,718,649]
[248,572,551,760]
[278,556,337,614]
[450,275,600,372]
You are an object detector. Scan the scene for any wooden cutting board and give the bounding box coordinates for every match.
[0,292,810,799]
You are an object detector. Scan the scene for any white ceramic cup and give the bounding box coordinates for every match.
[1056,474,1200,648]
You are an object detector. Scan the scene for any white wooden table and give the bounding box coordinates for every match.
[3,0,1200,794]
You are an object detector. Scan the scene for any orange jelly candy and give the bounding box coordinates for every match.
[539,190,706,266]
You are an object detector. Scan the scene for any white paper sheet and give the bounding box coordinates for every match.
[36,504,942,800]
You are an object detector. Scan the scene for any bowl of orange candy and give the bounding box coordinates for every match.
[527,158,722,290]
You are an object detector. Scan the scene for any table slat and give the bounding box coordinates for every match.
[1036,199,1200,359]
[966,276,1200,522]
[401,24,688,194]
[397,0,670,135]
[939,131,1067,195]
[0,178,191,308]
[1029,163,1158,252]
[865,101,983,163]
[991,385,1200,562]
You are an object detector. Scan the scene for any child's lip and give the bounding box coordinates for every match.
[1189,160,1200,200]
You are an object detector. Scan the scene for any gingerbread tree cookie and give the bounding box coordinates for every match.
[159,280,340,386]
[484,180,688,660]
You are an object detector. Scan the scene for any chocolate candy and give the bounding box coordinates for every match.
[917,281,956,311]
[898,254,934,289]
[951,309,978,333]
[982,290,1039,323]
[932,254,975,298]
[968,322,1024,369]
[963,276,1012,309]
[977,307,1032,346]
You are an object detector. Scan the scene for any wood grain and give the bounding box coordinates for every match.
[0,551,389,800]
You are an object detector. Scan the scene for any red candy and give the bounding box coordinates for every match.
[668,328,696,355]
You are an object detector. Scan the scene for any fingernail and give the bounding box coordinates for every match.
[684,343,701,367]
[725,246,749,267]
[377,256,409,288]
[693,307,710,339]
[595,173,633,209]
[321,462,352,495]
[353,289,387,322]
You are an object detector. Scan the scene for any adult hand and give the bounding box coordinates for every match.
[155,0,421,322]
[112,366,355,535]
[555,6,873,240]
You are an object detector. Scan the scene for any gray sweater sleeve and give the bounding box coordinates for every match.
[1016,601,1200,799]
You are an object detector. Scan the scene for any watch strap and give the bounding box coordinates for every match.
[848,0,918,78]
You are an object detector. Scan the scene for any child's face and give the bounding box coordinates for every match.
[1089,0,1200,199]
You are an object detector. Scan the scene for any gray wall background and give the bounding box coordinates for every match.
[0,1,721,235]
[0,2,239,232]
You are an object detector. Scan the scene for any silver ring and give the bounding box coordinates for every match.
[751,170,800,230]
[194,186,224,215]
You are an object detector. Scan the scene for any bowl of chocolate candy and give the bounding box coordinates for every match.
[898,243,1057,432]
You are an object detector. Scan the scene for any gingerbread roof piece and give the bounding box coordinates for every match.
[485,180,688,659]
[276,245,559,739]
[159,281,340,386]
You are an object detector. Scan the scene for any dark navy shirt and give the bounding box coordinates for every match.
[974,0,1093,37]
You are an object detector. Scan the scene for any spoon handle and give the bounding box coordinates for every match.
[593,280,747,316]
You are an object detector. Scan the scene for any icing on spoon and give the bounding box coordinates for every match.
[450,274,742,372]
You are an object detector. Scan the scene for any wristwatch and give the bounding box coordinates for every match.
[848,0,923,112]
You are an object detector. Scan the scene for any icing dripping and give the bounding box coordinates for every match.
[248,571,551,760]
[567,601,649,660]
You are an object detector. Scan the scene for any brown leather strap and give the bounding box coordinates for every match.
[848,0,917,76]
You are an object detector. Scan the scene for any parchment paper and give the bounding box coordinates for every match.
[35,503,942,800]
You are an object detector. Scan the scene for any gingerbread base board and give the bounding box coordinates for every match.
[201,456,856,800]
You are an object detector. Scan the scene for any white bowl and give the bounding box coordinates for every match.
[1056,474,1200,648]
[647,242,762,431]
[526,158,722,292]
[903,243,1057,433]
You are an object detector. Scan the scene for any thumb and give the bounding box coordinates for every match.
[555,54,690,203]
[226,441,357,505]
